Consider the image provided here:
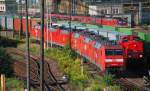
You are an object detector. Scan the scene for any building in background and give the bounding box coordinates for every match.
[122,1,150,25]
[0,0,17,15]
[88,3,123,16]
[82,0,150,25]
[28,0,39,8]
[5,0,17,15]
[28,0,40,16]
[16,0,40,16]
[52,0,88,15]
[0,0,18,15]
[0,0,6,14]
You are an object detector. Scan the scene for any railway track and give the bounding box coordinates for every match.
[6,48,65,91]
[6,47,150,91]
[83,59,150,91]
[114,77,150,91]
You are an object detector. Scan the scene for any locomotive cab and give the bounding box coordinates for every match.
[105,46,125,69]
[119,35,143,59]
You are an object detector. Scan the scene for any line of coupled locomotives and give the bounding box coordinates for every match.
[27,22,143,72]
[50,14,128,27]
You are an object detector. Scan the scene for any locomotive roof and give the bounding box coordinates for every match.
[121,35,140,39]
[105,45,123,49]
[74,30,121,47]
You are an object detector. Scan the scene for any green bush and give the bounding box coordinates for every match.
[45,48,89,87]
[102,74,114,86]
[6,78,25,91]
[84,80,101,91]
[44,45,89,90]
[0,47,13,77]
[109,85,122,91]
[63,44,77,60]
[0,25,2,30]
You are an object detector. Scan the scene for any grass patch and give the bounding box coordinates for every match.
[6,77,25,91]
[44,47,89,89]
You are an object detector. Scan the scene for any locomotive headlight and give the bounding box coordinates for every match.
[128,55,132,58]
[116,59,123,62]
[106,59,112,62]
[75,40,77,43]
[139,55,143,58]
[134,44,137,47]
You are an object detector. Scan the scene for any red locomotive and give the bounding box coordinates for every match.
[29,22,144,71]
[119,35,143,59]
[71,31,125,71]
[26,25,125,72]
[30,24,125,72]
[50,14,128,27]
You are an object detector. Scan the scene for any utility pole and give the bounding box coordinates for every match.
[72,0,75,15]
[40,0,45,90]
[69,0,72,46]
[139,2,142,25]
[46,0,49,49]
[50,0,52,48]
[19,0,23,39]
[110,0,113,18]
[1,74,6,91]
[25,0,30,90]
[46,0,52,48]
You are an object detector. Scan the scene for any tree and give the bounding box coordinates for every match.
[0,25,2,30]
[0,48,13,77]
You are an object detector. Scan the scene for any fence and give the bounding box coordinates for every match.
[0,30,14,38]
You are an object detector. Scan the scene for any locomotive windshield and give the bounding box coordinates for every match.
[133,37,141,41]
[74,33,80,38]
[105,49,123,55]
[115,49,123,55]
[105,49,114,55]
[84,38,91,43]
[122,38,128,42]
[61,30,69,34]
[51,25,59,29]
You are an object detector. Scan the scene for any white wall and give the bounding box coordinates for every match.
[97,4,123,15]
[0,0,5,1]
[0,0,5,12]
[88,4,123,16]
[89,5,98,16]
